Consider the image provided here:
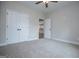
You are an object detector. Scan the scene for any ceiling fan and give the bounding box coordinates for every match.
[35,0,58,8]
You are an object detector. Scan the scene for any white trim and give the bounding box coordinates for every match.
[44,37,50,39]
[1,38,79,47]
[52,38,79,45]
[0,43,7,47]
[0,38,38,47]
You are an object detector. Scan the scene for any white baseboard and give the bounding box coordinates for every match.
[0,38,38,47]
[1,38,79,47]
[52,38,79,45]
[0,42,8,47]
[44,37,51,40]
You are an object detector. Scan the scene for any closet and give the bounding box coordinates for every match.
[6,9,30,44]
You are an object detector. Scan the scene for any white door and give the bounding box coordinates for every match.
[44,18,52,39]
[16,12,29,42]
[6,10,29,44]
[6,10,18,43]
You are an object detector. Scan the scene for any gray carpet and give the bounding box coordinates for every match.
[0,39,79,58]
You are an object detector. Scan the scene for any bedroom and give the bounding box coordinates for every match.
[0,1,79,58]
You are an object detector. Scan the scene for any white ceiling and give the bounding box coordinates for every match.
[19,1,76,14]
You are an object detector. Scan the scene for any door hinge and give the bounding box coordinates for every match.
[6,25,8,28]
[6,38,8,40]
[6,12,8,15]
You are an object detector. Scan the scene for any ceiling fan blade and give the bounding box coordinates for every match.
[45,3,48,8]
[50,1,58,3]
[35,1,43,4]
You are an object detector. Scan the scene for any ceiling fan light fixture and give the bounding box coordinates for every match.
[43,0,48,3]
[35,1,58,8]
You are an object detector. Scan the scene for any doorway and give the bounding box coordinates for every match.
[39,19,44,39]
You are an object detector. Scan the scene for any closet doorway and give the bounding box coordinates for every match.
[39,19,44,39]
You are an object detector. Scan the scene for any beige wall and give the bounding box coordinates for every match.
[48,2,79,45]
[0,2,6,44]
